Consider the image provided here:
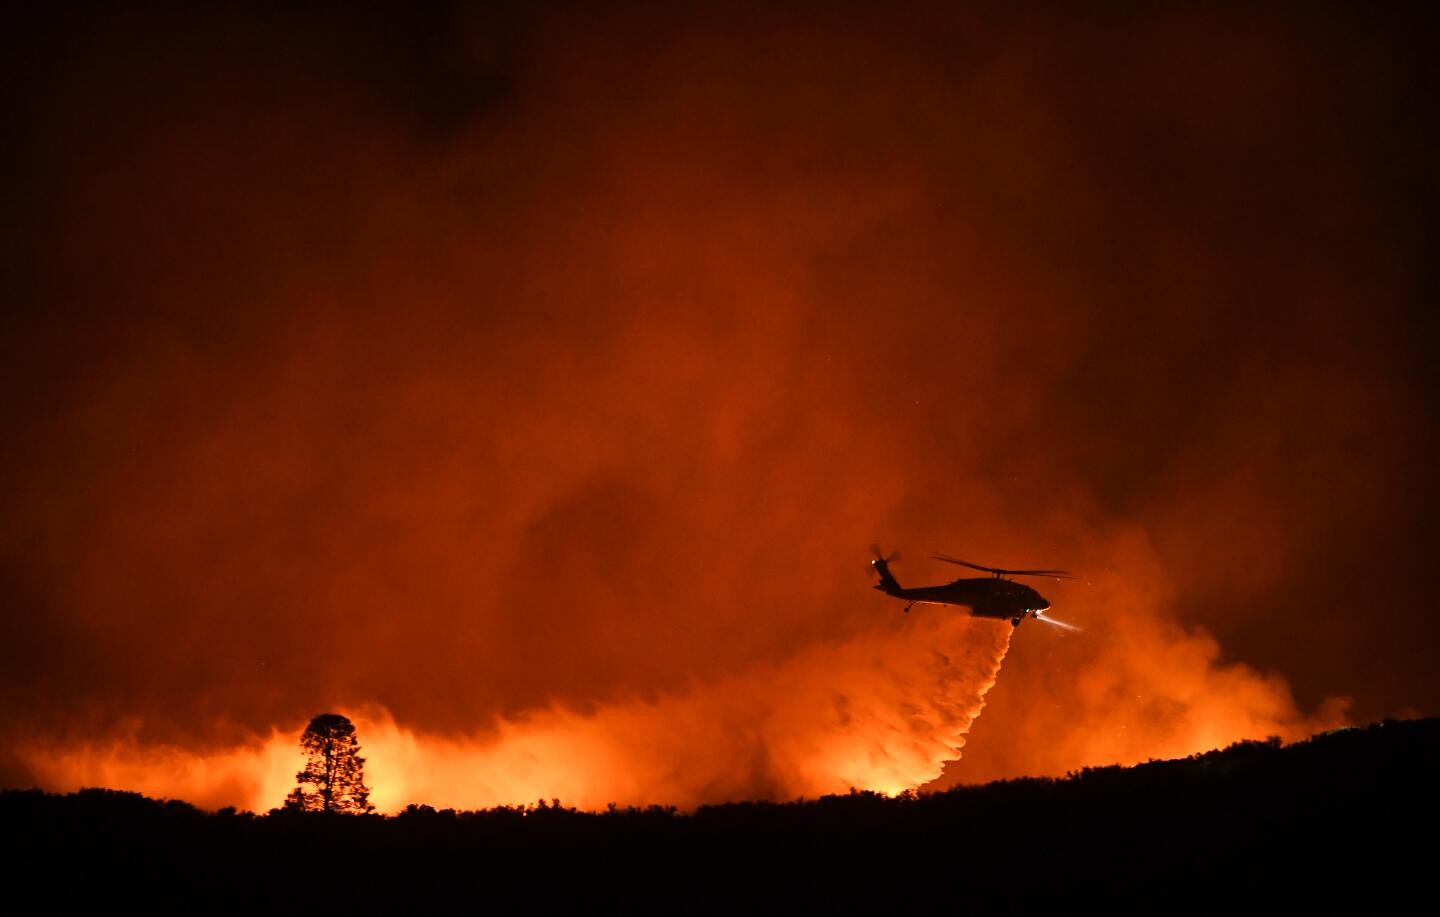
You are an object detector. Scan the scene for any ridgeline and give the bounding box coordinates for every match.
[7,718,1435,907]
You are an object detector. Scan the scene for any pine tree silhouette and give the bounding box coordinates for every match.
[286,713,374,814]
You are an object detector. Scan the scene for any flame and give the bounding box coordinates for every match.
[16,567,1354,812]
[16,723,298,812]
[20,616,1011,812]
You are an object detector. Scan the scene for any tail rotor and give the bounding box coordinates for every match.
[869,544,901,565]
[868,544,903,595]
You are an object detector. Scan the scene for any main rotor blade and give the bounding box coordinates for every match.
[930,554,1000,573]
[929,554,1073,579]
[1006,569,1076,580]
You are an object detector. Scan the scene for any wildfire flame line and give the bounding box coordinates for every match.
[19,616,1014,813]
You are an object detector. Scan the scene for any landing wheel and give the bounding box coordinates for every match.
[1011,617,1021,627]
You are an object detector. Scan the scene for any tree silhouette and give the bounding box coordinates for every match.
[286,713,374,814]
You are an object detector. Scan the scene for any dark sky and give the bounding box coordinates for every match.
[2,2,1436,809]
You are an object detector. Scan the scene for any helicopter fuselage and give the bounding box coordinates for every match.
[878,576,1051,619]
[870,552,1054,624]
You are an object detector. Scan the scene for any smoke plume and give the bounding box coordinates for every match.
[3,4,1434,809]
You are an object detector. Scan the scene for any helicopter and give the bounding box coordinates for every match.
[869,545,1079,631]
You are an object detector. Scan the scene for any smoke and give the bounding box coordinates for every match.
[3,5,1435,808]
[934,526,1354,787]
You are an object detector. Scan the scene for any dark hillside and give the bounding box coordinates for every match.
[7,718,1435,907]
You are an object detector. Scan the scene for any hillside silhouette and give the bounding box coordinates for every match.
[6,718,1435,907]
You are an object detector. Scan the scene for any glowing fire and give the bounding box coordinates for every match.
[21,616,1011,812]
[17,566,1354,814]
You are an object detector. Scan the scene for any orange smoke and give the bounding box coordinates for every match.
[21,522,1350,812]
[938,527,1353,787]
[3,5,1433,809]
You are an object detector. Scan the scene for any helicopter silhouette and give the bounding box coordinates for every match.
[869,545,1079,631]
